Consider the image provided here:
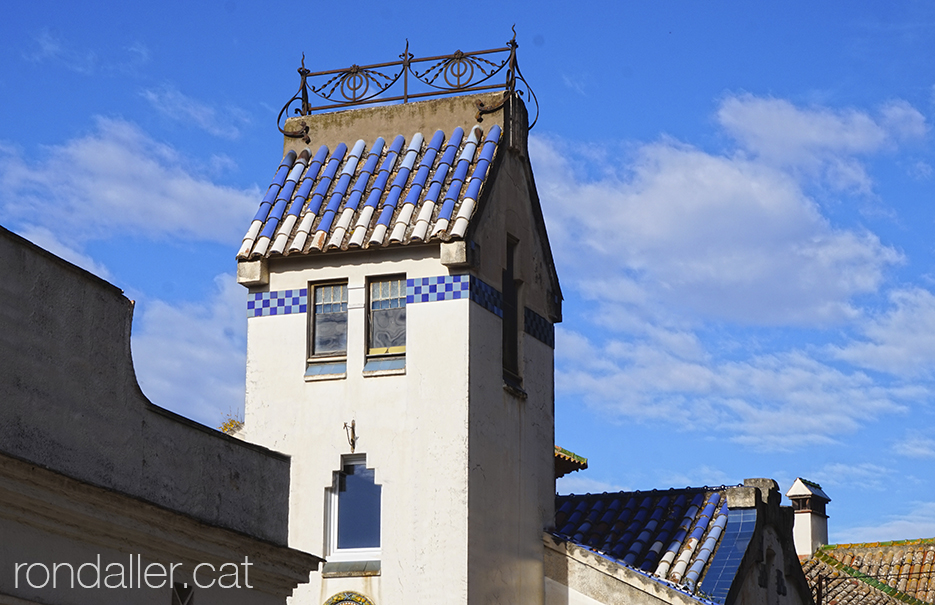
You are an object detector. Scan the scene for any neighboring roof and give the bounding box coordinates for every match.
[555,486,754,602]
[237,124,501,260]
[801,539,935,605]
[554,445,588,479]
[787,477,831,502]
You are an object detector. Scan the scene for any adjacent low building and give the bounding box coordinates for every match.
[784,479,935,605]
[0,226,323,604]
[547,479,812,605]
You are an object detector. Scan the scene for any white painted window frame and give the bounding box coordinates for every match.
[325,453,381,562]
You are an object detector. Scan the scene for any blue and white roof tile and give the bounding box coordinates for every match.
[237,124,501,260]
[555,486,744,602]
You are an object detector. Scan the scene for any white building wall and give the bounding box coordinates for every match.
[243,248,474,605]
[467,305,554,604]
[791,511,828,557]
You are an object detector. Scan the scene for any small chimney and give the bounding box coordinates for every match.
[785,478,830,556]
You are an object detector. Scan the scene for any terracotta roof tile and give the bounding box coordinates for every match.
[801,539,935,605]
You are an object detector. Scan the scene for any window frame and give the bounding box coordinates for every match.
[364,274,407,373]
[307,280,349,360]
[502,237,522,387]
[326,454,382,562]
[306,280,349,380]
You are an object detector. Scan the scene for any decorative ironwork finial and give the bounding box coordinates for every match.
[277,34,539,137]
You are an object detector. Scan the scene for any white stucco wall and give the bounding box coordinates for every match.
[792,511,828,557]
[243,248,472,605]
[467,304,554,604]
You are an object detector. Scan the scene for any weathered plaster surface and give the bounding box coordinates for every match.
[282,92,505,158]
[725,480,814,605]
[0,226,292,545]
[0,452,317,604]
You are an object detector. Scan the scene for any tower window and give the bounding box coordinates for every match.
[502,237,520,384]
[310,283,348,356]
[328,455,381,560]
[368,276,406,356]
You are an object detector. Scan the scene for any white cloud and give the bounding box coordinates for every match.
[141,85,251,139]
[536,93,932,450]
[832,288,935,377]
[130,274,246,428]
[835,501,935,543]
[893,430,935,458]
[0,117,259,245]
[23,30,150,75]
[810,462,893,491]
[716,94,926,191]
[879,100,929,141]
[13,224,112,280]
[532,132,902,327]
[556,328,915,451]
[24,30,97,74]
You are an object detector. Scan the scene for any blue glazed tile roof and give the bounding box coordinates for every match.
[238,125,501,259]
[555,486,743,601]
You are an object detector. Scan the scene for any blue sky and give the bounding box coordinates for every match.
[2,1,934,543]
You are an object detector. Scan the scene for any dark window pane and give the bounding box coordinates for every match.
[337,464,381,549]
[503,239,519,378]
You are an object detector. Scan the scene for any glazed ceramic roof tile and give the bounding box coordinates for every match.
[786,477,831,502]
[554,445,588,479]
[801,539,935,605]
[238,125,501,260]
[555,486,737,599]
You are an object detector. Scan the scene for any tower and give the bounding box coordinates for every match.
[236,42,561,604]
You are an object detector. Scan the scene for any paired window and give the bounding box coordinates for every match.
[307,277,407,377]
[369,277,406,356]
[328,455,381,560]
[311,283,348,356]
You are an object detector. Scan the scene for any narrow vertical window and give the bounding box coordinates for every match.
[311,283,348,356]
[328,455,381,560]
[368,276,406,356]
[502,238,520,383]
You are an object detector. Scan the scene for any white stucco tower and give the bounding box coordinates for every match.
[235,55,561,604]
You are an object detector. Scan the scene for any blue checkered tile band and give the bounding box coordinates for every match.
[469,276,502,318]
[524,307,555,348]
[247,288,308,318]
[406,275,470,303]
[406,275,503,317]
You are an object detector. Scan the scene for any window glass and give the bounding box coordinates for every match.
[312,283,348,355]
[337,462,381,549]
[369,277,406,355]
[502,239,519,380]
